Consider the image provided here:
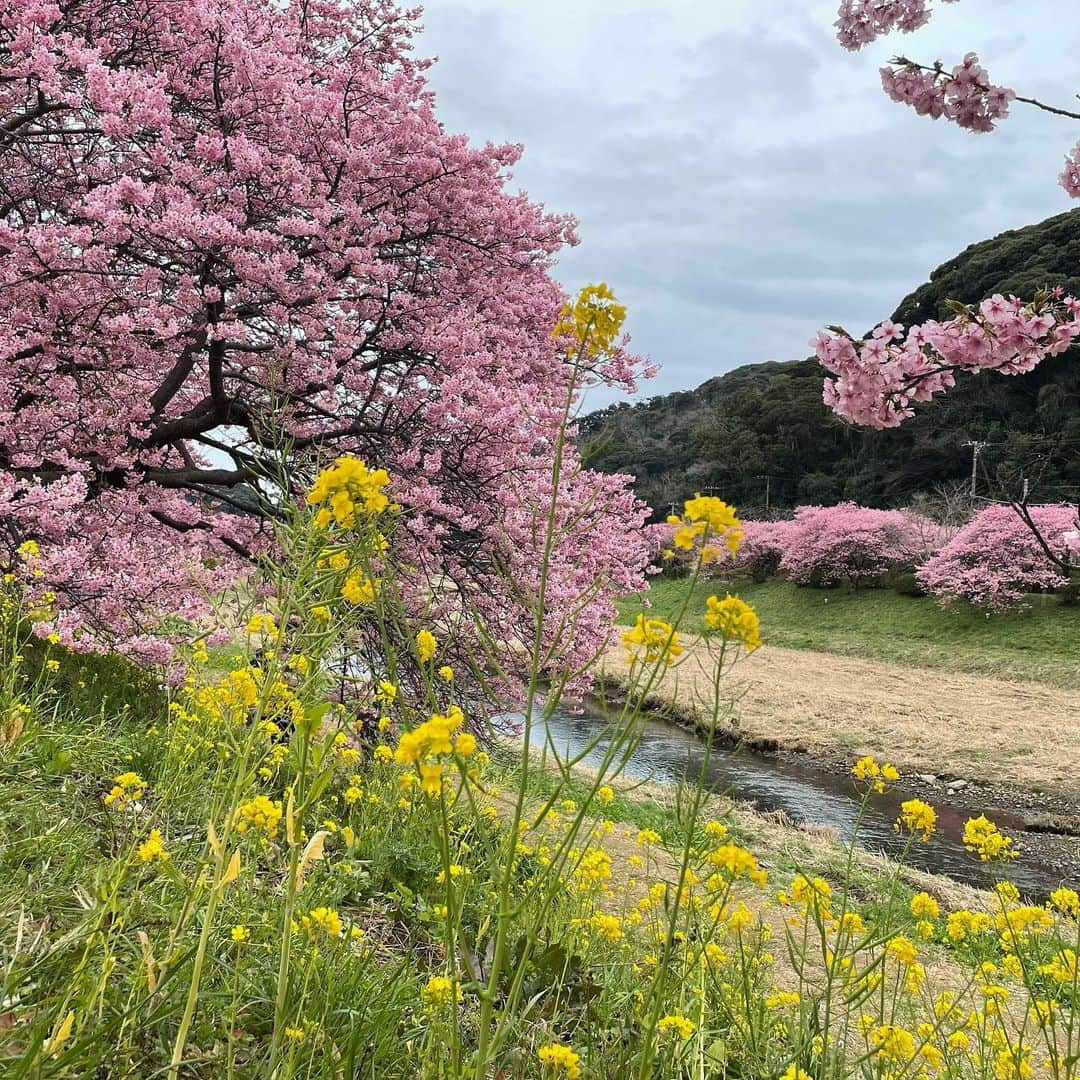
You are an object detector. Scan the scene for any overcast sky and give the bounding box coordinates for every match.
[416,1,1078,408]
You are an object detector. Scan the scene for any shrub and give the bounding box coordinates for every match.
[893,571,928,598]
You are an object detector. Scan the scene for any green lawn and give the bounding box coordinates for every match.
[619,577,1080,688]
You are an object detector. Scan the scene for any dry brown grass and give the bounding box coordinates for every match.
[602,637,1080,798]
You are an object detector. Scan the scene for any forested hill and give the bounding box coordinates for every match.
[580,209,1080,519]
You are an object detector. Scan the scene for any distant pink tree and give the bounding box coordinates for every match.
[0,0,652,671]
[916,504,1076,609]
[732,519,797,582]
[779,503,919,589]
[899,507,955,562]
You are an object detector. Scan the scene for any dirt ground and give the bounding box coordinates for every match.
[602,638,1080,806]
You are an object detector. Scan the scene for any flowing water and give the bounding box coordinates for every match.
[496,700,1074,898]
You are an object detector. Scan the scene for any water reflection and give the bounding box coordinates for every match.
[495,701,1073,898]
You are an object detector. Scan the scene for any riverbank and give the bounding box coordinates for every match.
[598,636,1080,882]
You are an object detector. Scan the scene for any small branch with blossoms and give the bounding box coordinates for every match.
[836,2,1080,197]
[887,55,1080,124]
[815,289,1080,429]
[1009,496,1080,580]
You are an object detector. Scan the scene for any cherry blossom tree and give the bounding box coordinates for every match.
[731,519,796,583]
[916,503,1076,609]
[0,0,652,668]
[778,503,919,589]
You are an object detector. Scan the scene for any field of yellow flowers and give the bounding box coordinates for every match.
[1,453,1078,1080]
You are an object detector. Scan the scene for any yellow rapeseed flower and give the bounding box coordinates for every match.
[341,574,377,605]
[590,912,624,942]
[103,771,146,809]
[790,874,832,915]
[706,843,761,881]
[621,613,682,665]
[552,282,626,359]
[910,892,940,920]
[235,794,283,839]
[421,975,462,1009]
[962,815,1017,862]
[872,1025,915,1063]
[1038,948,1078,984]
[667,494,743,562]
[394,706,464,766]
[704,594,761,652]
[780,1067,812,1080]
[297,907,343,942]
[416,629,437,662]
[136,828,169,864]
[657,1014,695,1039]
[245,613,278,636]
[885,935,919,967]
[306,456,390,527]
[851,755,898,793]
[766,992,801,1009]
[895,799,937,841]
[537,1042,582,1079]
[1050,887,1080,917]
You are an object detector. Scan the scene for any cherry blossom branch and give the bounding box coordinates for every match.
[891,55,1080,122]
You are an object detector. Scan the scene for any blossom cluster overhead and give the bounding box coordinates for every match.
[815,294,1080,428]
[880,53,1014,134]
[835,1,1080,199]
[820,0,1080,459]
[834,0,959,50]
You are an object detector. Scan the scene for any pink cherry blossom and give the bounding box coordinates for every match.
[835,2,1080,199]
[815,294,1080,428]
[777,503,921,588]
[835,0,959,52]
[881,54,1014,134]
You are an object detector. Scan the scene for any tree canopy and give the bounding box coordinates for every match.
[0,0,649,668]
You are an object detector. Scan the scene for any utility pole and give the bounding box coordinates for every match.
[754,474,772,516]
[962,440,986,498]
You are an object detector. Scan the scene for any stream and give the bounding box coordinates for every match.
[496,700,1074,898]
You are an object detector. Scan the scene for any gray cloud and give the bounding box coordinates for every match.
[418,1,1077,407]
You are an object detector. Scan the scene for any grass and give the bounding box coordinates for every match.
[5,621,1080,1076]
[622,577,1080,687]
